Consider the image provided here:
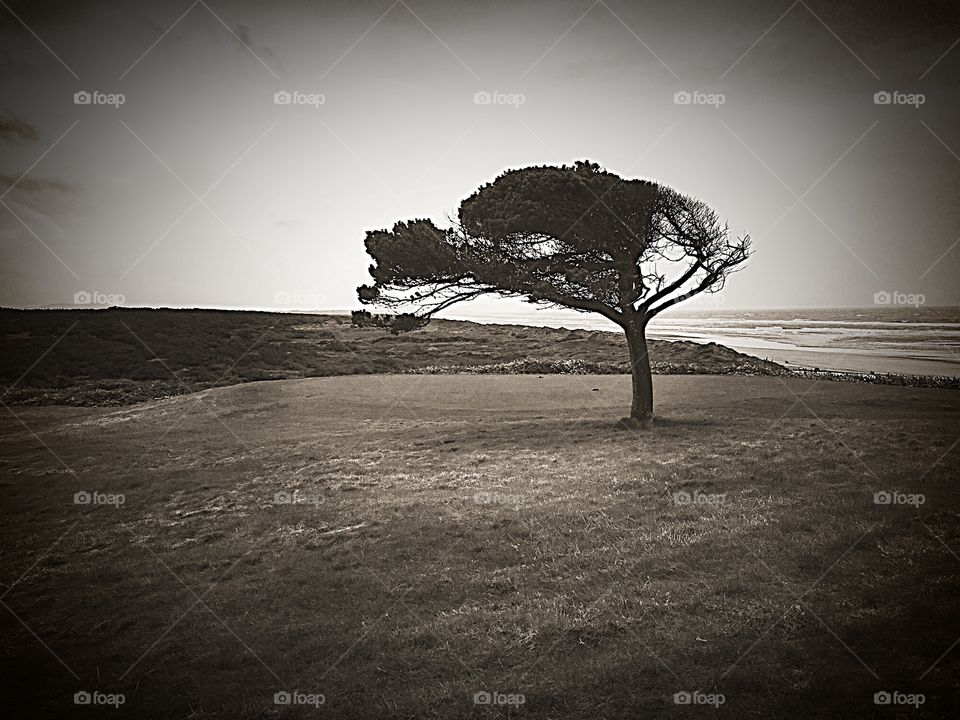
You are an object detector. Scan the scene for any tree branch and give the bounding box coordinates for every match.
[638,259,701,313]
[647,271,720,316]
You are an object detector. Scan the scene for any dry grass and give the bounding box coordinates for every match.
[0,374,958,718]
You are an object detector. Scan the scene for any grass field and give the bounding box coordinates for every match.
[1,373,958,718]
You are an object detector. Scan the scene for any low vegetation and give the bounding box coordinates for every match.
[1,375,957,718]
[0,308,782,406]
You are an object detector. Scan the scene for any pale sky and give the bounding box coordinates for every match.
[2,0,958,316]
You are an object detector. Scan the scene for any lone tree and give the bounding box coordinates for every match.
[358,161,751,427]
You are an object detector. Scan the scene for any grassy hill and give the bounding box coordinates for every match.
[0,308,783,406]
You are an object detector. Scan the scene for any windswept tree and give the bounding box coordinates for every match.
[358,161,751,427]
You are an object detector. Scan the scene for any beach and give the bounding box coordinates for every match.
[449,306,960,377]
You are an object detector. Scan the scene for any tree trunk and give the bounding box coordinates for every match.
[625,321,654,428]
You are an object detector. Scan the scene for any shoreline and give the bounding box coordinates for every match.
[443,309,960,378]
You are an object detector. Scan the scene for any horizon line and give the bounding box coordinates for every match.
[4,303,959,314]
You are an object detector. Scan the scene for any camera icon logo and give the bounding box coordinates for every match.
[873,491,892,505]
[873,291,891,305]
[74,91,91,105]
[73,290,92,304]
[874,691,892,705]
[274,91,292,105]
[873,91,892,105]
[674,691,692,704]
[74,691,92,704]
[473,691,492,705]
[274,690,292,705]
[473,91,492,105]
[673,91,692,105]
[74,491,92,505]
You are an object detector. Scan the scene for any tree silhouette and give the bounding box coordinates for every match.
[358,161,751,427]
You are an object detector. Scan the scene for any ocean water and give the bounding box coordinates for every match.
[445,306,960,377]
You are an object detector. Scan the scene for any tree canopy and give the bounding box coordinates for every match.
[359,161,750,330]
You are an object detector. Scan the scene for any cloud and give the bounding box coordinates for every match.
[0,118,40,142]
[137,15,167,36]
[0,174,76,193]
[233,24,274,57]
[230,23,284,74]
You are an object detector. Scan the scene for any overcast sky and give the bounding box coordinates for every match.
[1,0,958,317]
